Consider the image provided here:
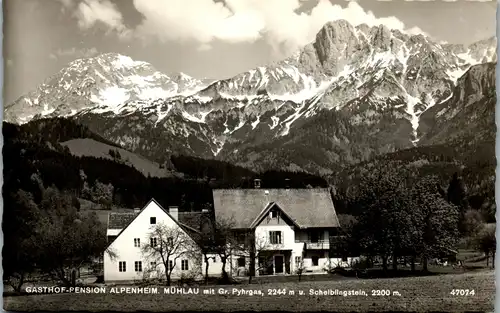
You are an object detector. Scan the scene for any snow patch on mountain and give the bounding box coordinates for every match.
[406,94,421,144]
[90,86,130,108]
[3,22,497,162]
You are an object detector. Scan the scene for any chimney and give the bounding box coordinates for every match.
[254,179,261,189]
[284,178,290,189]
[168,206,179,221]
[134,208,141,213]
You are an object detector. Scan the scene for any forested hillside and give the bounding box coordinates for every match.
[3,119,329,213]
[330,141,495,223]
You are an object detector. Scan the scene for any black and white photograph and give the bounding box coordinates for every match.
[2,0,497,312]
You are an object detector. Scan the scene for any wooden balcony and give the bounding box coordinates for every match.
[295,239,330,250]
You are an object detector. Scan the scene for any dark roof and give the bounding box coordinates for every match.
[107,208,210,233]
[178,212,212,231]
[105,198,203,249]
[108,212,138,229]
[212,188,340,229]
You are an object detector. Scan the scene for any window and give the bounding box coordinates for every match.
[181,260,189,271]
[135,261,142,272]
[119,261,126,272]
[234,232,245,245]
[167,237,173,246]
[270,210,278,218]
[237,257,245,267]
[150,217,156,224]
[312,256,319,266]
[150,261,157,268]
[269,231,282,244]
[169,260,174,271]
[134,238,140,247]
[310,231,322,243]
[150,237,158,247]
[295,256,302,265]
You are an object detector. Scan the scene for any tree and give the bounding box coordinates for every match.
[190,204,217,284]
[350,168,460,273]
[407,176,460,272]
[473,224,496,268]
[108,149,121,160]
[331,215,361,269]
[349,165,413,272]
[447,173,468,208]
[34,187,108,286]
[142,223,199,286]
[92,180,114,209]
[3,190,41,292]
[447,172,469,234]
[462,209,484,240]
[212,216,238,282]
[246,233,274,284]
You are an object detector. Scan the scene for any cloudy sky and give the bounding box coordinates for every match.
[3,0,497,104]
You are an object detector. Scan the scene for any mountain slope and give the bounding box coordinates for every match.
[3,118,174,178]
[61,138,174,178]
[418,62,496,148]
[3,20,497,174]
[4,53,209,124]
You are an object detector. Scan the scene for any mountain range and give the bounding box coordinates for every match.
[4,19,497,175]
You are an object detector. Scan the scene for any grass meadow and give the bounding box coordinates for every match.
[4,270,494,312]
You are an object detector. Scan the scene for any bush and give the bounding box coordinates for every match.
[351,257,371,270]
[178,271,199,286]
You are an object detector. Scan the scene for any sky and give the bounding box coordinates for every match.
[3,0,497,104]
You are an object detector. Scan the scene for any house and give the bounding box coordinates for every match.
[104,181,354,282]
[212,180,355,277]
[104,199,206,283]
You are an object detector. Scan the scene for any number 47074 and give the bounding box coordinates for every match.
[450,289,475,296]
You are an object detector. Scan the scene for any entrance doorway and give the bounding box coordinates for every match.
[274,255,284,274]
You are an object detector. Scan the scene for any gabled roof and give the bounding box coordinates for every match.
[105,199,202,249]
[212,188,340,229]
[249,202,300,229]
[108,212,138,229]
[107,211,210,232]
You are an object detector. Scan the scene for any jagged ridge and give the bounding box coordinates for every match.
[3,20,497,174]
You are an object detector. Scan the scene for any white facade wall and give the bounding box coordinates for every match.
[291,242,306,273]
[201,253,224,277]
[104,201,202,282]
[254,224,295,250]
[302,250,329,272]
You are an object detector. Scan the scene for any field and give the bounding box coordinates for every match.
[61,138,175,178]
[4,270,494,312]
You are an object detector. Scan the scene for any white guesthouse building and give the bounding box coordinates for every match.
[104,184,355,282]
[104,199,205,283]
[212,183,357,277]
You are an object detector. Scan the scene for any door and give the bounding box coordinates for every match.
[274,255,284,274]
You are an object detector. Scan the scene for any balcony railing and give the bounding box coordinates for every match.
[295,239,330,250]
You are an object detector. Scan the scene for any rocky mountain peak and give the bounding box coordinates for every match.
[3,20,497,173]
[369,24,392,51]
[312,20,357,70]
